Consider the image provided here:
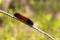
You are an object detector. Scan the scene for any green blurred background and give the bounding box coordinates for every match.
[0,0,60,40]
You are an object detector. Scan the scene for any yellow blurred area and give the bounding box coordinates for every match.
[53,20,60,31]
[0,13,3,17]
[5,34,11,40]
[45,14,52,21]
[0,0,2,4]
[0,30,3,35]
[30,0,35,5]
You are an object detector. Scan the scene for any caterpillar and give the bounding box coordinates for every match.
[14,13,33,26]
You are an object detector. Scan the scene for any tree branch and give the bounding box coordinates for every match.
[0,10,55,40]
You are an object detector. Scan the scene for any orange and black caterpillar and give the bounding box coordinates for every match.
[14,13,33,26]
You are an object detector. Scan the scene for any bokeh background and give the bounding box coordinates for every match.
[0,0,60,40]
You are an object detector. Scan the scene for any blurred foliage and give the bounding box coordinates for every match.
[0,0,60,40]
[0,0,2,4]
[0,13,3,17]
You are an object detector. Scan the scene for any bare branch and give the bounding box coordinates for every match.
[0,10,55,40]
[0,10,17,19]
[33,25,55,40]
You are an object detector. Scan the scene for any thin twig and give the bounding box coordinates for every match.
[0,10,55,40]
[32,25,55,40]
[0,10,17,19]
